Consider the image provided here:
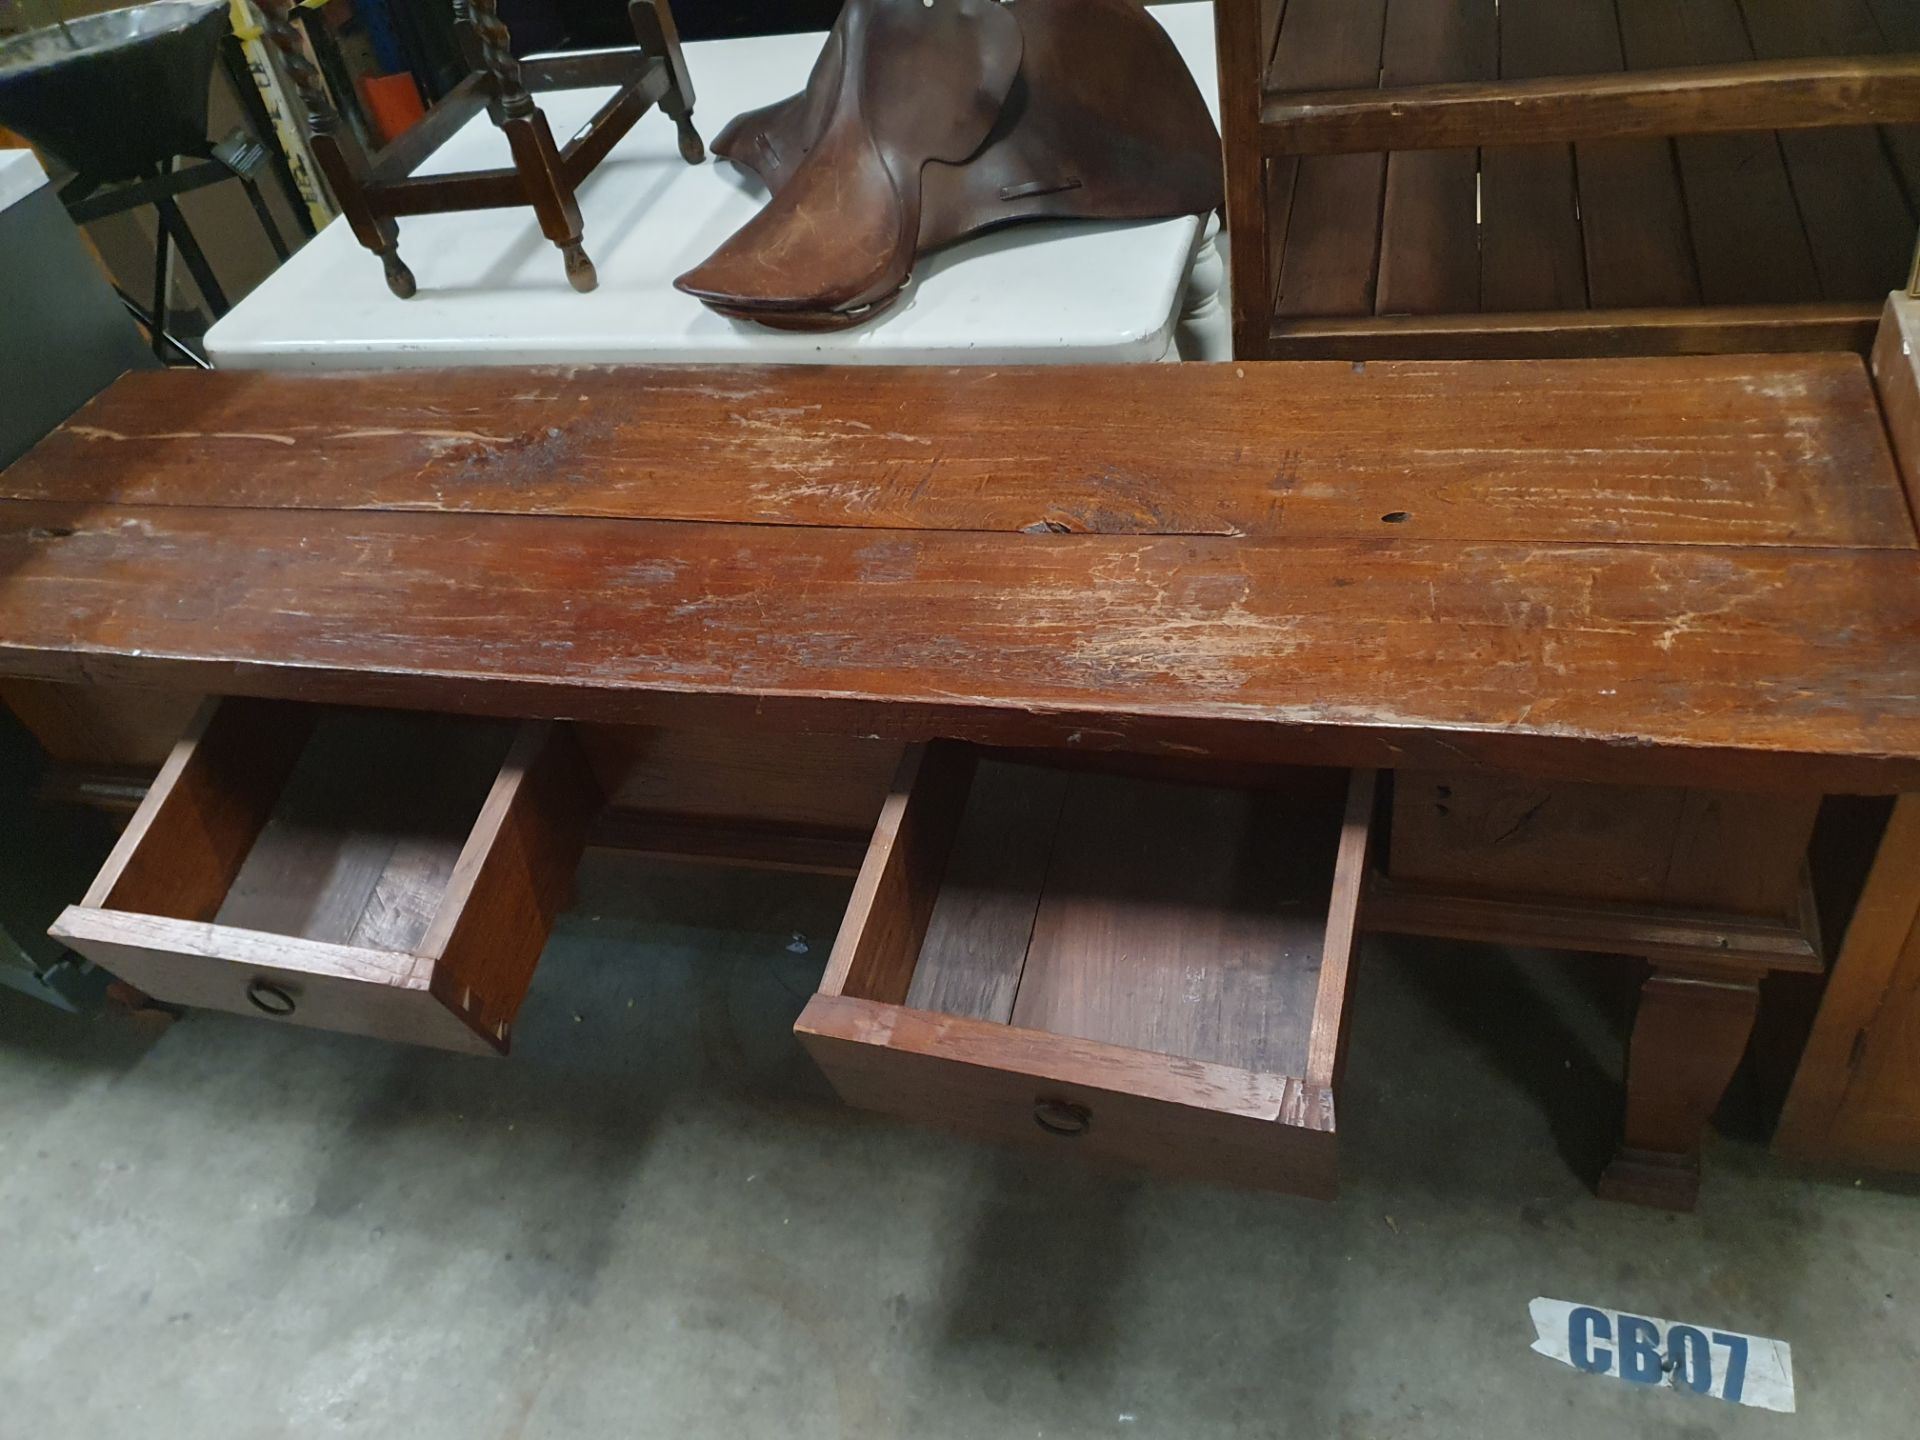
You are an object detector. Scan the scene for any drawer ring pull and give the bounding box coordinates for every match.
[1033,1097,1091,1138]
[245,979,298,1017]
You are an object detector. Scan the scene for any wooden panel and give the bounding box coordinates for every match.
[0,681,202,768]
[1391,771,1687,905]
[5,503,1920,793]
[1479,0,1590,312]
[906,761,1069,1023]
[1374,0,1495,316]
[1814,908,1920,1167]
[582,726,902,833]
[1739,0,1916,300]
[1871,295,1920,524]
[797,995,1340,1197]
[5,359,1911,548]
[1775,794,1920,1166]
[1511,0,1697,309]
[84,698,316,923]
[1390,773,1820,918]
[1570,24,1702,310]
[1616,0,1823,307]
[423,722,600,1048]
[1265,301,1880,358]
[818,745,976,1008]
[214,711,512,951]
[1665,789,1824,917]
[1008,771,1343,1073]
[1262,55,1920,151]
[1265,0,1389,320]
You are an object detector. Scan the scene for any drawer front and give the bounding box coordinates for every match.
[798,746,1375,1196]
[800,995,1340,1196]
[51,911,496,1055]
[51,700,597,1054]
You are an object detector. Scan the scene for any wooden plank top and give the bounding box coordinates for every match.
[2,354,1907,546]
[1,357,1917,792]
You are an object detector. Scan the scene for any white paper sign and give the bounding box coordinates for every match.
[1529,1297,1795,1414]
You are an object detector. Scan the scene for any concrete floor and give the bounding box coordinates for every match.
[3,847,1918,1438]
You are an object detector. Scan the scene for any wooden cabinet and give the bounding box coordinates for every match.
[51,698,597,1055]
[798,745,1375,1197]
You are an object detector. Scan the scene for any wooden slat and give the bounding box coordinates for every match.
[1265,0,1389,320]
[1739,0,1916,300]
[7,360,1909,548]
[1267,300,1880,358]
[1616,0,1824,307]
[1261,55,1920,152]
[1479,0,1590,312]
[2,501,1918,792]
[907,761,1069,1023]
[1365,877,1823,972]
[1558,5,1701,309]
[1374,0,1496,316]
[1215,0,1273,357]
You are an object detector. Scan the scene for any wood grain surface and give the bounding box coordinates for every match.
[1,360,1917,793]
[1262,55,1920,153]
[2,358,1904,546]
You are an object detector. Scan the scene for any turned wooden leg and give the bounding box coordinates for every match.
[631,0,704,163]
[259,0,414,297]
[1599,965,1761,1211]
[500,111,596,291]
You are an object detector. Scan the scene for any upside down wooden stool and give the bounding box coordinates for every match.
[259,0,702,296]
[3,311,1918,1209]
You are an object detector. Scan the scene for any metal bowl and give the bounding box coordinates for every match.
[0,0,231,182]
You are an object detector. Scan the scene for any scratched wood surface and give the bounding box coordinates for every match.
[1,360,1918,793]
[2,358,1908,547]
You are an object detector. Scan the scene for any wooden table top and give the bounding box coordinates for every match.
[1,355,1916,791]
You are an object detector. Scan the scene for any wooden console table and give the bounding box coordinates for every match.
[2,329,1917,1209]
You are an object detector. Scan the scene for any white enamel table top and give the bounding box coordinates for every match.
[0,148,49,213]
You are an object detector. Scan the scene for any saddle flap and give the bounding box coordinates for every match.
[676,0,1023,318]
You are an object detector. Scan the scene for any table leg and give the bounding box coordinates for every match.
[1599,965,1760,1210]
[1176,213,1231,362]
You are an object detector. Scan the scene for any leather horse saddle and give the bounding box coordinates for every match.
[674,0,1222,330]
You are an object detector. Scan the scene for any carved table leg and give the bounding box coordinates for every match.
[467,0,597,290]
[260,0,415,297]
[1599,965,1761,1211]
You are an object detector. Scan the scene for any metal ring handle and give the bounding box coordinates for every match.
[245,978,297,1017]
[1033,1096,1091,1138]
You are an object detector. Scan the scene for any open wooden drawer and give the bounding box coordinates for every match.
[797,745,1375,1197]
[50,698,597,1055]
